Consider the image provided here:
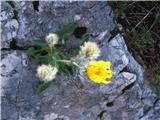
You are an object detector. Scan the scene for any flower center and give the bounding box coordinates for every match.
[42,69,49,76]
[94,68,103,75]
[86,45,96,56]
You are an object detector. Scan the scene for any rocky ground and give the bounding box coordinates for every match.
[1,1,160,120]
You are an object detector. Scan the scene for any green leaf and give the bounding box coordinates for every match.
[35,55,50,63]
[36,81,52,94]
[26,47,34,55]
[26,47,36,59]
[49,50,74,76]
[132,30,140,40]
[142,30,152,44]
[33,39,48,47]
[27,47,50,63]
[57,21,79,39]
[117,4,126,17]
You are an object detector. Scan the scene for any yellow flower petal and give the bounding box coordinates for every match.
[86,61,112,84]
[101,80,111,84]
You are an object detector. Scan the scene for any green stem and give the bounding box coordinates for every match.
[50,47,81,69]
[50,46,53,59]
[52,57,81,69]
[72,62,82,68]
[56,59,71,63]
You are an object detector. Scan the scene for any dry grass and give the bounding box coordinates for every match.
[110,1,160,95]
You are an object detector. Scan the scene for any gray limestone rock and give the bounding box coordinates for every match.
[1,1,160,120]
[1,48,159,120]
[100,34,144,85]
[0,2,14,21]
[1,2,19,48]
[1,1,116,48]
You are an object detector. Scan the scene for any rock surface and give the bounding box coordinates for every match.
[1,1,115,48]
[1,1,160,120]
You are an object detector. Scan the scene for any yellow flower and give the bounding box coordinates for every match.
[36,65,58,82]
[79,41,100,60]
[46,33,59,47]
[86,61,112,84]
